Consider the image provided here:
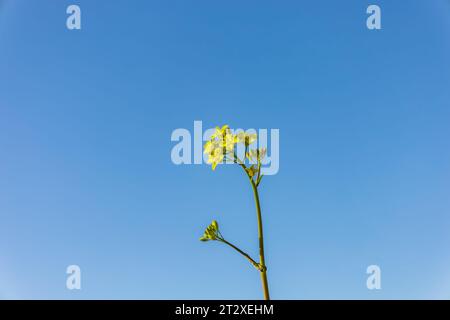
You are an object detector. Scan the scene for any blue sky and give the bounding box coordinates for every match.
[1,0,450,299]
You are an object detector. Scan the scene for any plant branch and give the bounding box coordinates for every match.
[218,238,262,271]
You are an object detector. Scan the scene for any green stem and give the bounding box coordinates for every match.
[250,179,270,300]
[237,161,270,300]
[219,238,261,271]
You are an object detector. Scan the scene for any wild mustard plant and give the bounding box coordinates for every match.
[200,125,270,300]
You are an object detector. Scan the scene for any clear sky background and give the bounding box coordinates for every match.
[1,0,450,299]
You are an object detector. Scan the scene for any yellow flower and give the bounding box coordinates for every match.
[204,124,238,170]
[208,148,225,170]
[204,139,219,155]
[211,125,230,139]
[204,140,223,170]
[236,132,257,146]
[222,132,237,152]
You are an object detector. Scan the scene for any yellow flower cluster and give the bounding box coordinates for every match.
[204,125,266,170]
[199,220,220,242]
